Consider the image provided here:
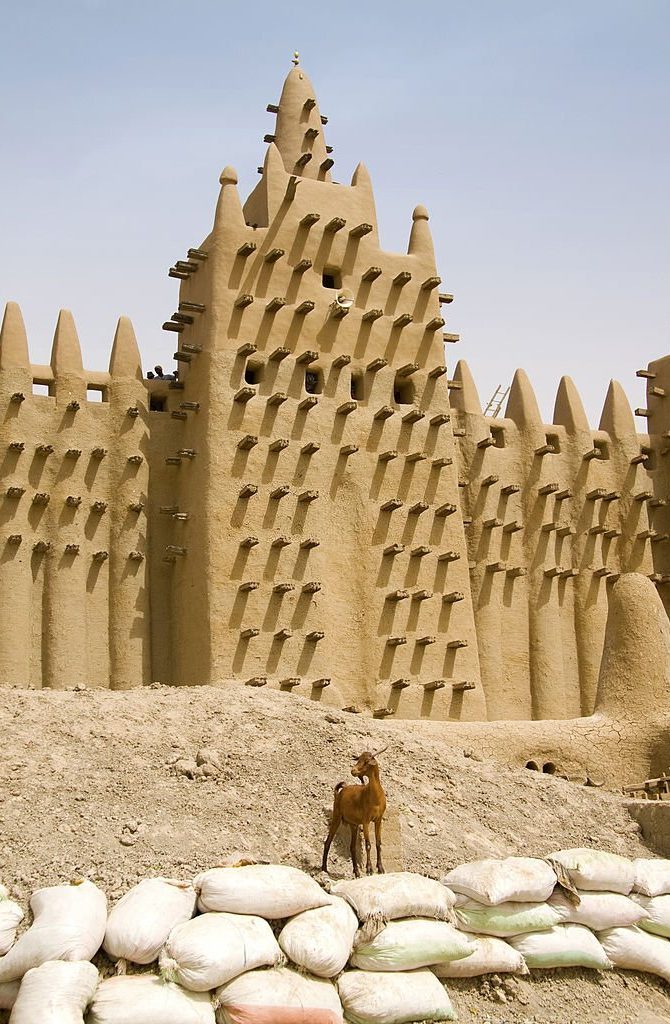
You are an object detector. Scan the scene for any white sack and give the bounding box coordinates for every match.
[103,878,196,965]
[86,975,214,1024]
[0,982,20,1011]
[432,934,528,978]
[194,865,329,919]
[9,960,98,1024]
[331,873,455,924]
[455,898,564,937]
[599,925,670,982]
[443,857,556,906]
[350,918,473,972]
[0,880,106,984]
[631,894,670,937]
[633,858,670,898]
[0,896,23,956]
[214,966,343,1024]
[278,898,358,977]
[337,968,456,1024]
[159,911,281,991]
[508,923,612,970]
[547,848,635,894]
[549,889,648,930]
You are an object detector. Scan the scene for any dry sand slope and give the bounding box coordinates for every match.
[0,683,669,1023]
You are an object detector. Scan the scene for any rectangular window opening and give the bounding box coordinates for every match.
[149,394,167,412]
[32,382,51,397]
[323,267,342,290]
[593,439,610,461]
[305,368,323,395]
[86,387,108,404]
[393,375,415,405]
[545,432,561,454]
[350,370,364,401]
[244,359,265,386]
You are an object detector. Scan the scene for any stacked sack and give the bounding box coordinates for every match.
[332,872,470,1022]
[443,849,670,987]
[2,853,670,1022]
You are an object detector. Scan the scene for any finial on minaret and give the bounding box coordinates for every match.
[219,165,238,186]
[109,316,142,381]
[214,163,245,233]
[0,301,30,371]
[50,309,83,375]
[407,204,435,259]
[292,51,300,66]
[505,368,543,430]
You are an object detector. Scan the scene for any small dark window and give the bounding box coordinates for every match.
[244,359,265,385]
[150,394,166,412]
[305,368,323,395]
[393,376,415,405]
[322,268,342,289]
[491,425,506,449]
[542,762,557,775]
[350,371,364,401]
[545,432,561,454]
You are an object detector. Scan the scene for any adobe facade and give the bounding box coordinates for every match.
[0,60,668,723]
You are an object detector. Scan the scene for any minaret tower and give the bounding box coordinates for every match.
[165,57,484,719]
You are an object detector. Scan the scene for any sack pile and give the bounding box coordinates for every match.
[1,852,670,1023]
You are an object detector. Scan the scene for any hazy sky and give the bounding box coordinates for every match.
[1,0,668,424]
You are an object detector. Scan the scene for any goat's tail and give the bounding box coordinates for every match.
[334,780,346,796]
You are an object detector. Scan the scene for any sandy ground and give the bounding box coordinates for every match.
[0,683,669,1023]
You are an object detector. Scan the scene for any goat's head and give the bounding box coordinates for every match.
[351,746,388,779]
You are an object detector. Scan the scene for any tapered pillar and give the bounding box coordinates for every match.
[108,317,150,689]
[0,303,33,685]
[43,310,87,688]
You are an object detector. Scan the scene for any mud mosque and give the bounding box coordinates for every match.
[1,59,669,728]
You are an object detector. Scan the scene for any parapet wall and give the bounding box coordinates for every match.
[451,361,661,721]
[0,304,152,690]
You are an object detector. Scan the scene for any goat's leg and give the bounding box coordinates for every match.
[362,820,373,875]
[321,808,342,873]
[349,823,361,877]
[374,817,385,874]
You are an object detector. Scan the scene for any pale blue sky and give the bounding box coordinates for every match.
[1,0,668,423]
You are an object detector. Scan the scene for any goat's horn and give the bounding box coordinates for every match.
[372,745,388,758]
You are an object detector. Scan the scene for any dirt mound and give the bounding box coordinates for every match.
[0,683,669,1022]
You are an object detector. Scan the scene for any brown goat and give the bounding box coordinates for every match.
[322,747,387,877]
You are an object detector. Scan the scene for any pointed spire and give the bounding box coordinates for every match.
[350,162,378,238]
[553,376,590,434]
[0,302,29,371]
[351,161,373,191]
[243,142,289,228]
[213,165,245,235]
[599,380,636,438]
[407,205,435,261]
[450,360,482,415]
[50,309,83,375]
[273,62,330,180]
[505,368,543,430]
[109,317,142,381]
